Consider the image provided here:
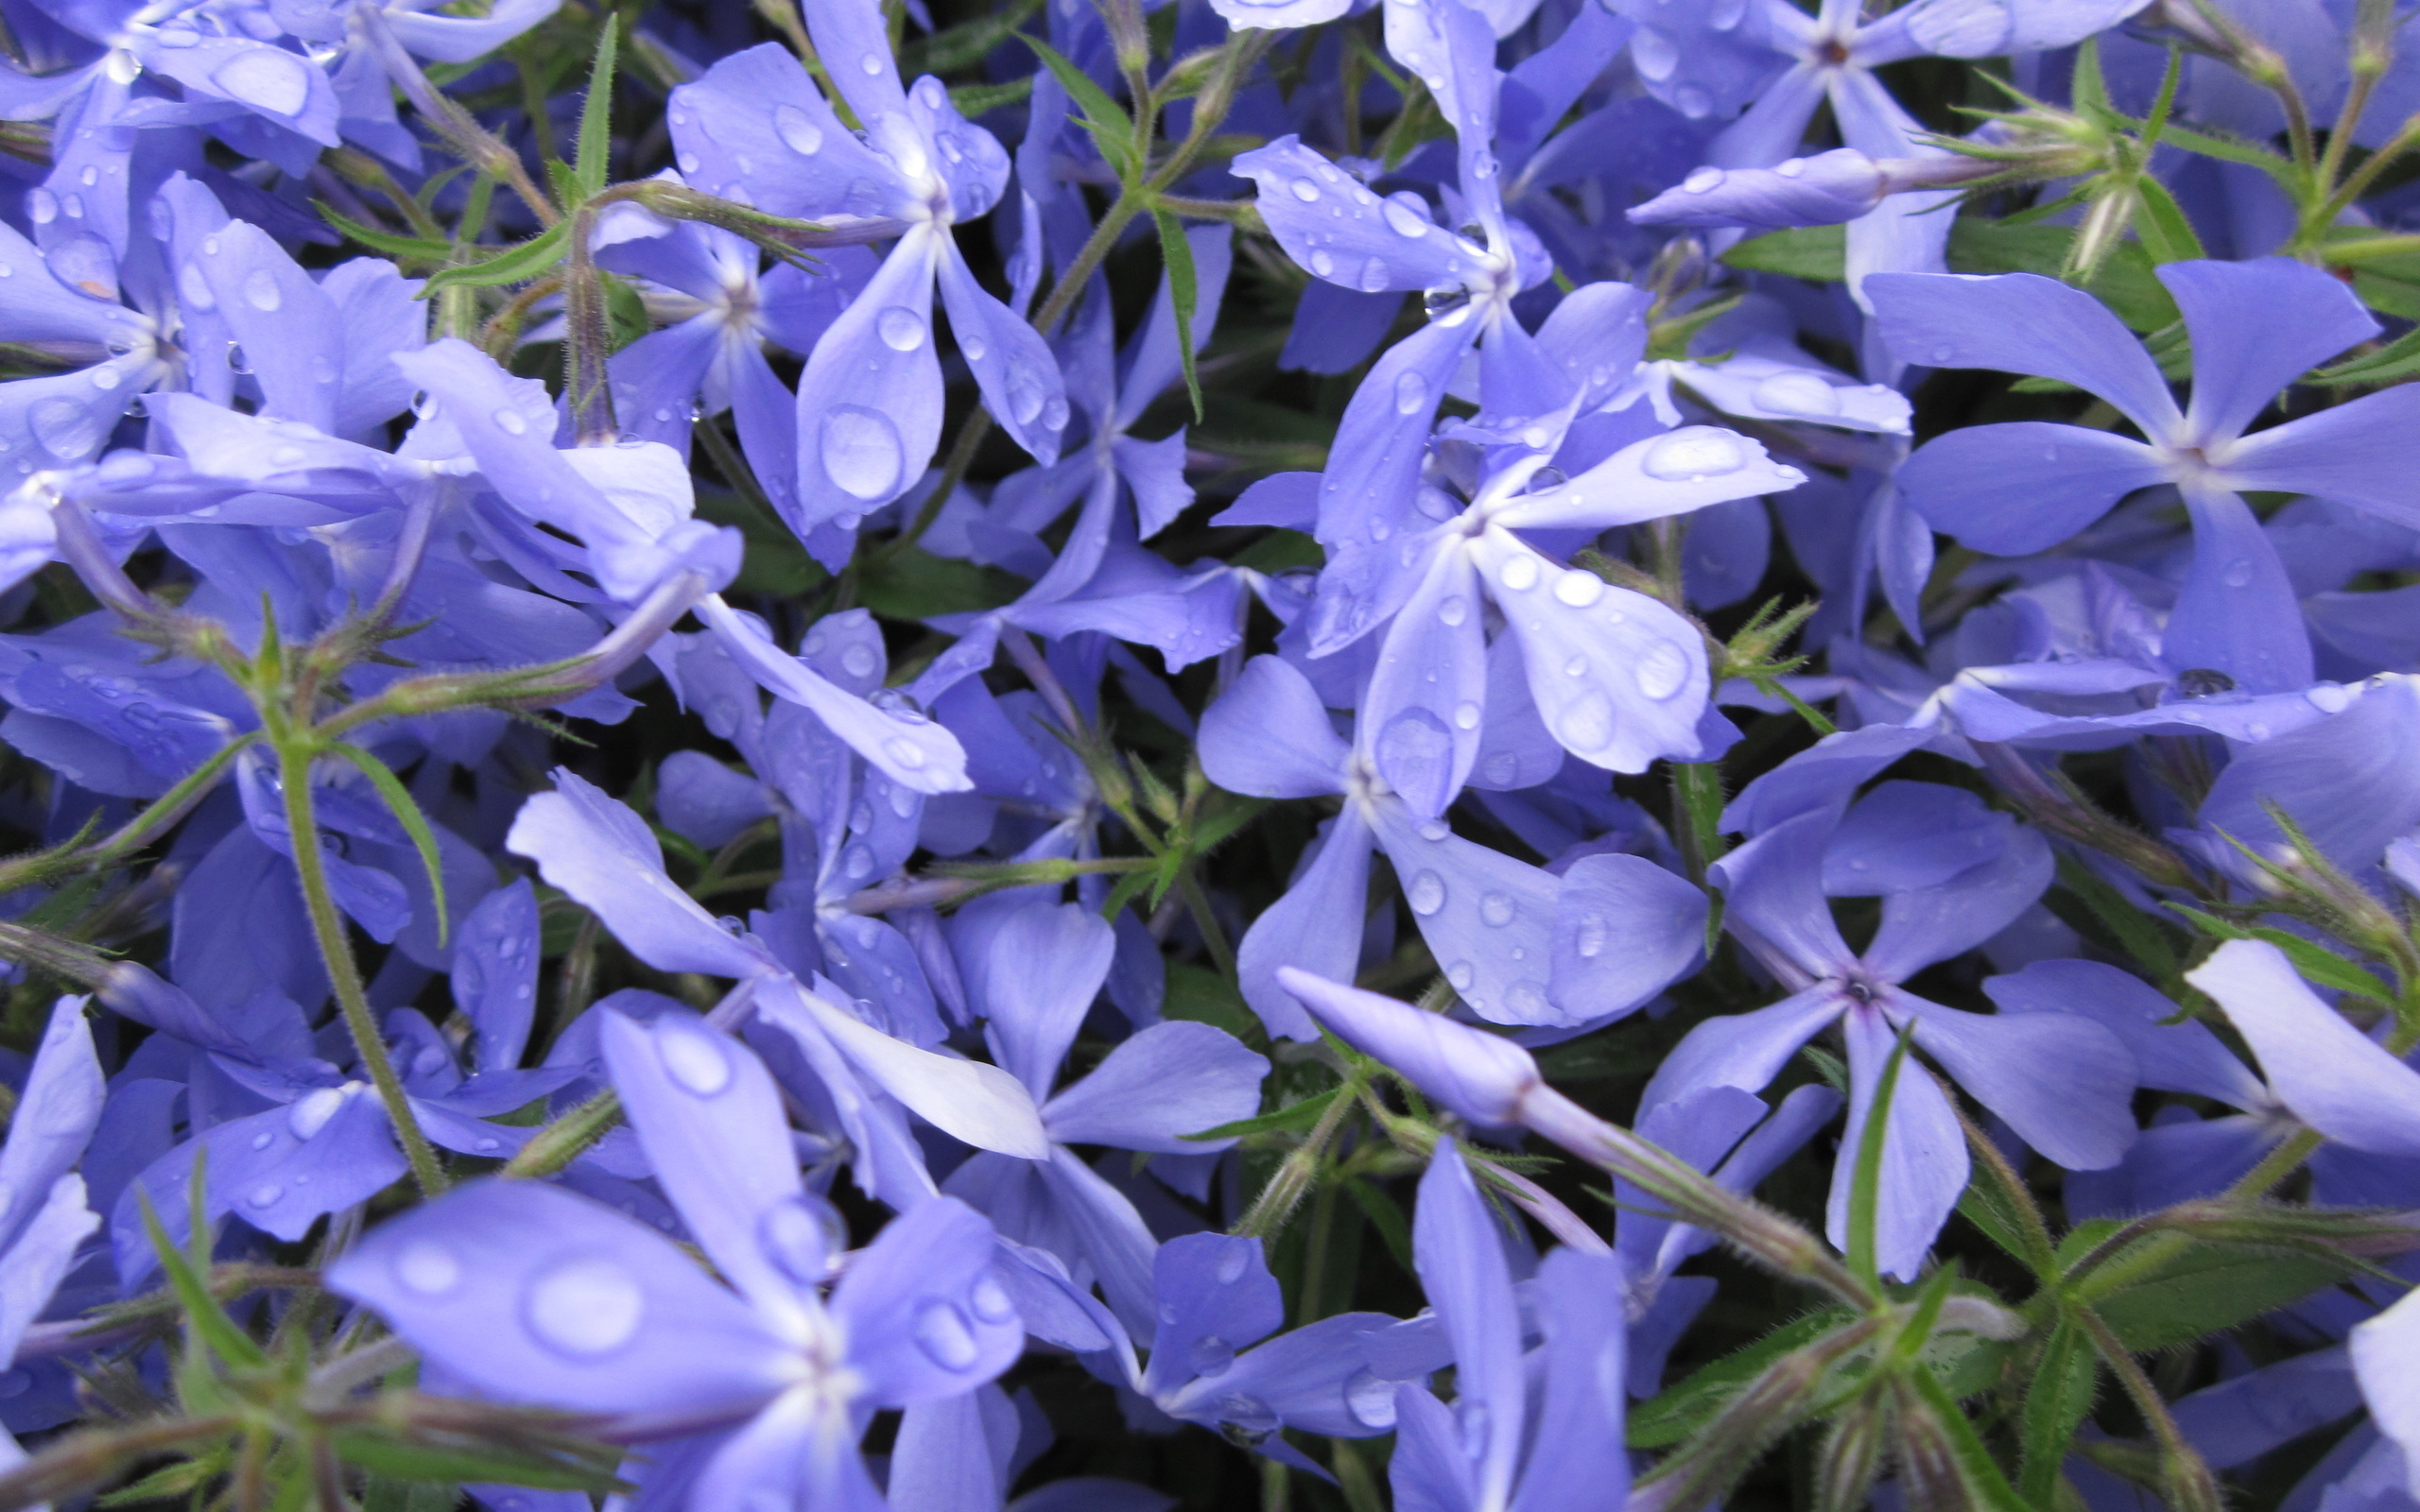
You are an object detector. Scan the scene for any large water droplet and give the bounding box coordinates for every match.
[245,1182,281,1209]
[493,406,528,436]
[657,1024,733,1096]
[876,305,926,352]
[30,397,97,458]
[393,1238,461,1297]
[241,268,282,311]
[1575,911,1609,958]
[1383,198,1430,238]
[2307,682,2353,713]
[1633,26,1678,80]
[1454,700,1480,730]
[287,1085,346,1140]
[1681,166,1722,193]
[212,48,311,116]
[1394,370,1430,416]
[1189,1334,1236,1376]
[1634,641,1692,700]
[1289,178,1321,202]
[1552,569,1603,608]
[2221,558,2254,588]
[523,1258,646,1356]
[1479,891,1514,927]
[759,1196,838,1284]
[1407,869,1446,916]
[773,104,824,156]
[883,735,928,770]
[1752,370,1840,418]
[1437,593,1468,627]
[914,1298,981,1370]
[970,1275,1017,1323]
[1346,1368,1396,1429]
[26,189,56,225]
[1557,690,1616,750]
[1641,427,1746,481]
[1496,553,1540,592]
[821,404,905,500]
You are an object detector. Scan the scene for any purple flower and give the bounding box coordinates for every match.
[329,1009,1023,1507]
[1870,258,2420,691]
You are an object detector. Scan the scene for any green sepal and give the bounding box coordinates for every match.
[325,743,452,947]
[424,221,574,293]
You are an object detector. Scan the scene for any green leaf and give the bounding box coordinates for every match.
[136,1164,268,1377]
[1847,1021,1917,1290]
[2131,176,2206,264]
[98,1447,230,1505]
[1900,1364,2034,1512]
[2166,905,2395,1005]
[950,77,1035,116]
[1720,224,1845,281]
[1948,219,2178,331]
[2084,1243,2362,1350]
[332,1433,622,1492]
[575,22,620,202]
[1023,35,1137,183]
[315,204,452,262]
[902,0,1046,75]
[2048,858,2182,986]
[2019,1322,2100,1505]
[424,221,574,293]
[327,744,451,947]
[1184,1086,1342,1141]
[856,546,1023,619]
[2158,123,2301,188]
[1629,1311,1853,1449]
[2311,319,2420,386]
[1162,961,1255,1038]
[1153,210,1205,421]
[361,1476,462,1512]
[1341,1175,1415,1274]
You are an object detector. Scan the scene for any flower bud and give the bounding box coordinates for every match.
[1276,968,1541,1126]
[1630,151,1889,232]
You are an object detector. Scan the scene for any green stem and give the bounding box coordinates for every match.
[2077,1308,2223,1512]
[1234,1069,1361,1239]
[275,738,448,1199]
[500,1088,622,1180]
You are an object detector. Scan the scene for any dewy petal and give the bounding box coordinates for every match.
[2165,481,2313,694]
[1041,1020,1270,1152]
[980,901,1115,1098]
[2196,675,2420,878]
[1199,655,1350,799]
[451,880,540,1075]
[1898,991,2136,1170]
[1488,424,1802,533]
[792,224,944,531]
[1630,148,1886,231]
[598,1009,814,1319]
[1827,1008,1968,1284]
[1239,809,1375,1040]
[386,0,561,60]
[1861,824,2052,984]
[830,1194,1024,1404]
[0,997,103,1252]
[1894,421,2169,556]
[937,239,1066,465]
[799,0,913,131]
[1507,1247,1630,1512]
[1549,853,1708,1024]
[1145,1233,1287,1400]
[1477,529,1711,775]
[331,1178,792,1426]
[507,769,774,980]
[1865,271,2183,438]
[1896,0,2152,57]
[2187,938,2420,1158]
[1232,137,1487,294]
[1036,1148,1161,1338]
[1364,541,1487,820]
[1639,986,1846,1112]
[689,1389,886,1512]
[189,219,343,434]
[697,595,973,794]
[1414,1141,1526,1511]
[2161,257,2377,445]
[1314,317,1479,555]
[1368,795,1566,1025]
[2216,386,2420,534]
[756,973,1052,1160]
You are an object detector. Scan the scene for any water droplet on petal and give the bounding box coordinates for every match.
[971,1276,1016,1323]
[1576,912,1609,958]
[393,1239,460,1297]
[2221,558,2254,588]
[1634,641,1693,700]
[212,48,311,116]
[1394,370,1430,416]
[1346,1368,1396,1429]
[657,1024,733,1096]
[759,1196,838,1284]
[241,268,282,311]
[1752,370,1840,418]
[1497,553,1540,592]
[1383,198,1430,237]
[821,404,904,499]
[1556,690,1616,750]
[1553,569,1603,608]
[1641,427,1746,481]
[245,1182,281,1209]
[1289,179,1321,202]
[877,305,926,352]
[492,406,528,436]
[1189,1333,1236,1376]
[883,735,928,770]
[523,1258,646,1356]
[1453,700,1480,730]
[1479,891,1514,927]
[773,104,824,156]
[1407,869,1446,916]
[2307,682,2353,713]
[1437,593,1468,627]
[914,1297,981,1370]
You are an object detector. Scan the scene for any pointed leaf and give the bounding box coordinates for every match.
[328,743,451,946]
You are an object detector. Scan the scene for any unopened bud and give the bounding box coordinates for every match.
[1276,968,1541,1126]
[1632,150,1889,232]
[1815,1396,1890,1512]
